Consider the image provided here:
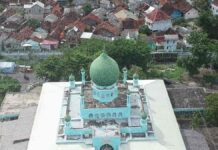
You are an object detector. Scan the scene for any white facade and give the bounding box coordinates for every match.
[164,35,179,51]
[27,81,186,150]
[211,3,218,15]
[185,8,199,20]
[24,1,45,20]
[145,18,172,31]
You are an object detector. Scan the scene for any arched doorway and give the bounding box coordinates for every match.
[100,144,113,150]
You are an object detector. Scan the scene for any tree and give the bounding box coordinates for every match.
[0,4,4,12]
[139,25,151,35]
[177,32,212,75]
[108,39,151,70]
[192,0,209,11]
[0,76,21,93]
[0,76,21,105]
[82,3,92,15]
[36,56,64,81]
[204,93,218,126]
[36,39,151,81]
[198,11,218,39]
[128,65,146,79]
[27,19,40,29]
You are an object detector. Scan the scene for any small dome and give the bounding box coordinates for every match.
[90,53,119,86]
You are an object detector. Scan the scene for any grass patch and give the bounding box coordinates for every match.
[147,64,186,81]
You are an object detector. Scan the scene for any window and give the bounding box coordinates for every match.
[112,113,116,118]
[89,113,93,119]
[118,112,122,117]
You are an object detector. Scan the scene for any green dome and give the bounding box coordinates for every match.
[90,53,120,86]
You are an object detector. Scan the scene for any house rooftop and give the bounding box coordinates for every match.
[114,9,138,21]
[0,106,37,150]
[167,87,206,109]
[145,8,170,22]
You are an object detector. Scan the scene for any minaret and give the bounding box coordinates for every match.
[69,74,75,89]
[122,67,128,84]
[81,68,86,85]
[133,73,139,87]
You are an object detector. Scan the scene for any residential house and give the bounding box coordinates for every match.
[160,2,183,20]
[114,9,138,21]
[43,14,59,32]
[65,20,86,43]
[52,2,64,17]
[100,0,112,9]
[31,27,48,41]
[94,21,120,37]
[2,14,24,32]
[144,8,172,31]
[81,13,102,27]
[44,5,52,16]
[121,29,139,39]
[50,11,79,41]
[211,0,218,15]
[108,12,122,29]
[92,8,107,20]
[184,8,199,20]
[151,29,179,51]
[40,39,59,50]
[164,34,179,51]
[4,26,33,51]
[24,1,45,20]
[21,39,41,50]
[128,0,147,12]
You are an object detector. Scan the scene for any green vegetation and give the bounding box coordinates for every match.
[0,76,21,105]
[36,39,151,81]
[192,93,218,127]
[27,19,40,29]
[83,3,92,15]
[192,0,209,11]
[0,4,4,12]
[173,18,188,27]
[147,64,185,81]
[204,93,218,126]
[198,11,218,39]
[139,25,151,35]
[177,31,217,75]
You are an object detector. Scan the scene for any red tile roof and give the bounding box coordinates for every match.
[82,13,102,26]
[151,28,177,43]
[213,0,218,6]
[52,3,63,17]
[11,27,33,41]
[94,21,120,36]
[172,0,192,13]
[146,8,170,22]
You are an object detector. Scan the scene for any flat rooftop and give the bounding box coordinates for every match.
[167,87,205,109]
[27,80,186,150]
[0,106,37,150]
[0,87,41,115]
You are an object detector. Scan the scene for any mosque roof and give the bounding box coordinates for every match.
[90,53,120,86]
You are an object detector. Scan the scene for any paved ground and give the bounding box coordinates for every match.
[0,86,41,115]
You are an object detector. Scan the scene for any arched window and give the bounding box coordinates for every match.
[118,112,122,117]
[107,113,111,118]
[89,113,93,119]
[112,113,116,118]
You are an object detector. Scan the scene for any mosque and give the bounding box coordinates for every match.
[27,53,187,150]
